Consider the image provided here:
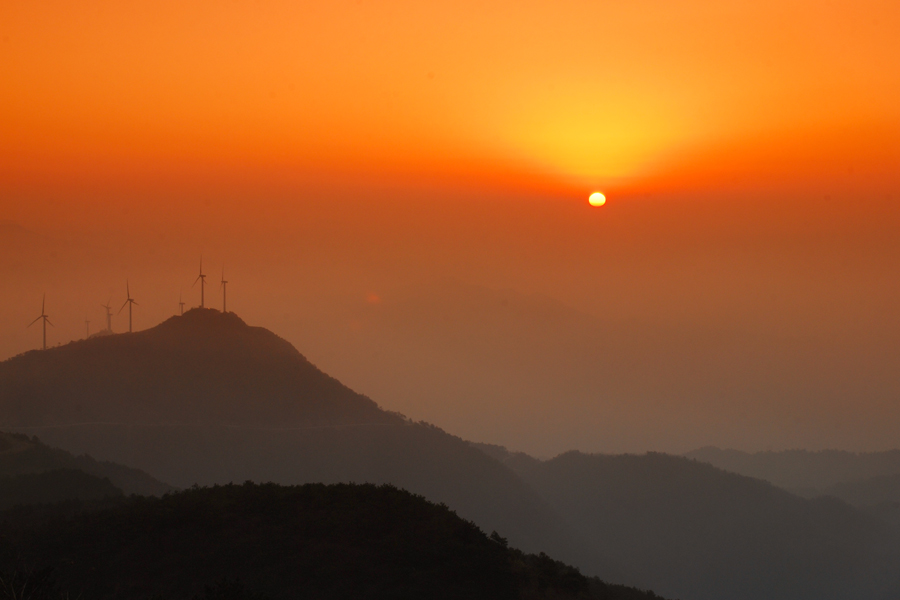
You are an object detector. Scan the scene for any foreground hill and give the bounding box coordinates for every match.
[0,482,665,600]
[0,310,589,572]
[0,431,172,496]
[486,448,900,600]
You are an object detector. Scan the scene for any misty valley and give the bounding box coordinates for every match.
[1,309,899,599]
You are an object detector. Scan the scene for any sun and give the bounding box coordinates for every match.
[588,192,606,207]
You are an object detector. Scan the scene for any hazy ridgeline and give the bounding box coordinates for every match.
[686,446,900,496]
[480,445,900,600]
[2,309,899,599]
[686,446,900,529]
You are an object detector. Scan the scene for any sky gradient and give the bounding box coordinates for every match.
[2,0,899,455]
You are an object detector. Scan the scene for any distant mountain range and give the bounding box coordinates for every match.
[2,309,899,600]
[685,446,900,493]
[480,444,900,600]
[686,446,900,529]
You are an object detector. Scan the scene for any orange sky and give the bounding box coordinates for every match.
[2,0,899,200]
[2,0,900,455]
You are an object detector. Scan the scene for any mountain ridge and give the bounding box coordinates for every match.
[5,309,900,599]
[0,309,593,575]
[685,446,900,493]
[478,446,900,600]
[0,308,401,427]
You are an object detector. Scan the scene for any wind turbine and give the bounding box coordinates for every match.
[27,294,53,350]
[179,290,185,315]
[101,299,113,332]
[118,281,138,333]
[193,257,207,308]
[221,267,228,313]
[85,319,90,338]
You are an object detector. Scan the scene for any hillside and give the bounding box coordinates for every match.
[0,310,590,571]
[0,308,400,427]
[825,473,900,508]
[0,431,172,496]
[685,447,900,494]
[6,309,899,599]
[498,450,900,600]
[0,469,122,511]
[820,474,900,527]
[0,482,667,600]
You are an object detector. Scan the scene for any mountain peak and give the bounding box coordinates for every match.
[159,307,248,331]
[0,311,401,428]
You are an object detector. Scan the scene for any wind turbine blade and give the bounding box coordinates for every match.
[27,316,42,328]
[132,300,139,306]
[118,300,129,314]
[46,318,54,327]
[42,294,45,313]
[193,275,201,287]
[127,281,130,297]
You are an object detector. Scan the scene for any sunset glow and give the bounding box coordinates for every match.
[4,5,900,597]
[2,0,899,202]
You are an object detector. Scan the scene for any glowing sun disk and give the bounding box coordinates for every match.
[589,192,606,207]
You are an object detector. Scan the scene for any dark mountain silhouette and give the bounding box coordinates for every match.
[0,431,172,496]
[5,309,899,599]
[0,310,591,572]
[0,308,399,427]
[685,446,900,495]
[0,482,667,600]
[487,448,900,600]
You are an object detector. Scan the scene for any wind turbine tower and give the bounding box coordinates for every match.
[85,319,90,338]
[27,294,53,350]
[179,290,185,315]
[193,257,207,308]
[118,281,138,333]
[221,267,228,313]
[101,299,113,332]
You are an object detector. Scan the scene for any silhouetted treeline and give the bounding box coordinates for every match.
[0,482,668,600]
